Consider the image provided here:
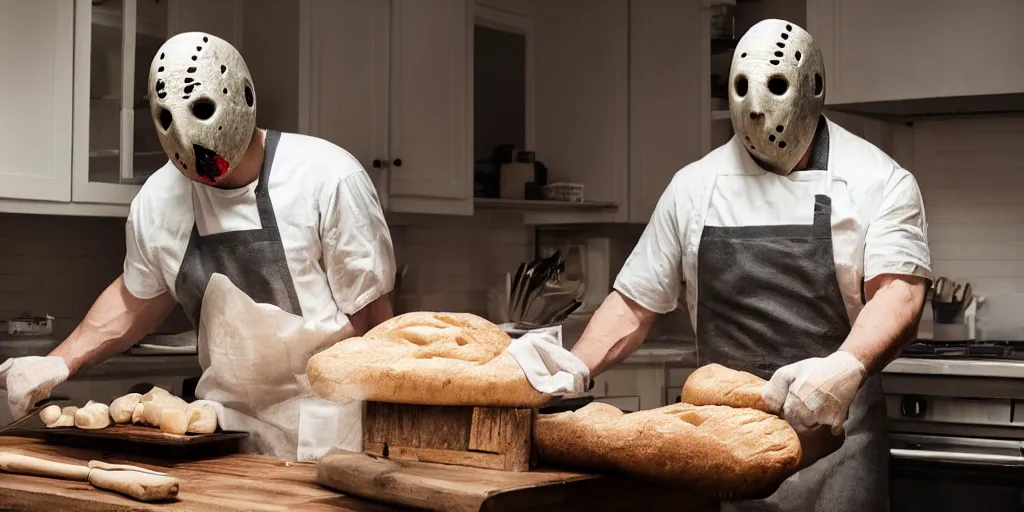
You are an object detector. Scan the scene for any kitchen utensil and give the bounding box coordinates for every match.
[0,397,70,434]
[512,252,562,322]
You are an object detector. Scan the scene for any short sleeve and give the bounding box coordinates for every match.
[321,170,396,315]
[123,201,168,300]
[613,177,685,314]
[864,167,932,281]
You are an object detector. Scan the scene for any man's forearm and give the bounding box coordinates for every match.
[50,275,176,375]
[571,291,658,376]
[839,275,928,374]
[349,294,394,335]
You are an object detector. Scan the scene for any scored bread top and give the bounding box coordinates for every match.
[535,400,801,498]
[306,311,550,407]
[363,312,511,363]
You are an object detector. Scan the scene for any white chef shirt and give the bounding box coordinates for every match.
[123,131,395,330]
[614,117,931,328]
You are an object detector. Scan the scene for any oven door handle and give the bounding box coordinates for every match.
[890,448,1024,466]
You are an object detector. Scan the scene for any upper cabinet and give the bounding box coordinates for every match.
[808,0,1024,115]
[533,0,629,222]
[73,0,242,205]
[627,0,705,223]
[0,0,75,203]
[301,0,473,216]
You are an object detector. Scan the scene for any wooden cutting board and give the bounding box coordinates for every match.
[317,450,718,512]
[25,424,248,446]
[12,425,249,460]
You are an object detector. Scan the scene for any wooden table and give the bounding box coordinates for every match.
[0,436,398,511]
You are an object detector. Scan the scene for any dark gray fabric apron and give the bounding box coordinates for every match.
[174,130,302,329]
[698,122,889,512]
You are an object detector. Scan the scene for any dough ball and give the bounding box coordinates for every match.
[39,405,61,426]
[142,394,188,428]
[141,387,172,404]
[49,413,75,428]
[131,403,145,424]
[186,403,218,434]
[74,401,111,430]
[110,393,142,424]
[159,405,190,435]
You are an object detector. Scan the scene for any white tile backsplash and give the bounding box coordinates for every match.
[0,209,534,340]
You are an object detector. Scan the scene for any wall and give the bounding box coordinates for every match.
[0,209,532,341]
[243,0,300,133]
[891,114,1024,332]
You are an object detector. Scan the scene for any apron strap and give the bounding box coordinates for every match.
[256,130,283,229]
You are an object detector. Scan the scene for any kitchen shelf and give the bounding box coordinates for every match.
[89,150,165,158]
[712,109,730,121]
[474,198,618,212]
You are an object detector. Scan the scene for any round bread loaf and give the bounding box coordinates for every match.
[307,312,550,407]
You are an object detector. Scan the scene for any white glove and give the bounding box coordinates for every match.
[762,351,866,435]
[0,356,70,417]
[507,331,590,395]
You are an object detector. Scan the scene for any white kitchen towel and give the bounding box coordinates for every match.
[506,330,590,395]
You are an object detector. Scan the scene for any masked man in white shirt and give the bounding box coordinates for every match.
[0,33,395,461]
[571,20,930,511]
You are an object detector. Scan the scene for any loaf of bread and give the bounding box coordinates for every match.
[684,363,845,473]
[682,363,769,412]
[535,401,801,499]
[307,312,550,407]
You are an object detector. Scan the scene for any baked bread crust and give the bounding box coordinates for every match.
[535,401,801,498]
[682,363,769,412]
[307,312,550,407]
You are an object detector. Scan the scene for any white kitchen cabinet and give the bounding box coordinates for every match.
[591,364,668,412]
[0,0,75,202]
[532,0,629,222]
[627,0,705,223]
[300,0,473,216]
[807,0,1024,106]
[71,0,243,206]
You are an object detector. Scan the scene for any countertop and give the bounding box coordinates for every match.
[0,436,396,511]
[621,341,698,365]
[71,355,202,380]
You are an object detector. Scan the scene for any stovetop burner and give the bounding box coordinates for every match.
[904,340,1021,360]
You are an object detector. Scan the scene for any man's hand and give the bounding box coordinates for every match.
[762,351,866,435]
[0,356,69,417]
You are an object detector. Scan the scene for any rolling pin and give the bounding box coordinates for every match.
[0,452,179,501]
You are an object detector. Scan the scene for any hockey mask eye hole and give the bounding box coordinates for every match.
[734,76,748,97]
[768,76,789,96]
[158,108,173,130]
[191,99,216,120]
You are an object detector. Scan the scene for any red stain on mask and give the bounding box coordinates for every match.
[193,144,230,183]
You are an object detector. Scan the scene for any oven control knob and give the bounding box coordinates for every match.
[900,396,927,418]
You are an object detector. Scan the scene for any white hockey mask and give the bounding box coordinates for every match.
[729,19,825,174]
[149,32,256,185]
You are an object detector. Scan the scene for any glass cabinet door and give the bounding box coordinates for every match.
[87,0,168,188]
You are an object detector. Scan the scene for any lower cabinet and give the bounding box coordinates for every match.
[591,363,697,411]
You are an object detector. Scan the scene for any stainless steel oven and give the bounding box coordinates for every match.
[884,354,1024,511]
[890,433,1024,511]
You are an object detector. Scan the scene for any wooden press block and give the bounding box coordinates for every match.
[362,401,534,472]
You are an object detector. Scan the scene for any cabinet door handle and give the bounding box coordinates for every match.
[393,158,403,167]
[372,159,386,169]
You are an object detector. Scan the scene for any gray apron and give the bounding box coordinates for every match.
[174,130,302,328]
[697,122,889,512]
